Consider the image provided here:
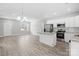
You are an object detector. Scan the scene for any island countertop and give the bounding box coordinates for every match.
[67,32,79,42]
[39,32,56,35]
[65,32,79,42]
[71,35,79,42]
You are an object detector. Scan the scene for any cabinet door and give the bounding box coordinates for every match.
[65,33,74,42]
[71,41,79,56]
[65,17,74,27]
[65,33,70,42]
[40,34,56,47]
[75,16,79,27]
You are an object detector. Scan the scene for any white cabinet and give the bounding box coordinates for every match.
[65,33,70,42]
[65,17,75,27]
[70,40,79,56]
[65,16,79,27]
[65,33,74,42]
[47,15,79,27]
[39,33,56,47]
[74,16,79,27]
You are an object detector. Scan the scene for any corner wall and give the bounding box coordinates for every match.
[30,20,46,35]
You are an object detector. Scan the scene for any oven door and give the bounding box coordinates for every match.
[57,32,64,39]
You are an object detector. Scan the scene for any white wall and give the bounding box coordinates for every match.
[30,20,46,35]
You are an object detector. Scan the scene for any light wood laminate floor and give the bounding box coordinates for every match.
[0,35,69,56]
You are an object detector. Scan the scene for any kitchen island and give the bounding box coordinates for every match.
[69,32,79,56]
[39,32,56,47]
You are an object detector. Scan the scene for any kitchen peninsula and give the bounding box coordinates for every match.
[69,32,79,56]
[39,32,56,47]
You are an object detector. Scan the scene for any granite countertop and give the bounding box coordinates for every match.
[64,32,79,42]
[71,34,79,42]
[39,32,56,35]
[65,32,79,33]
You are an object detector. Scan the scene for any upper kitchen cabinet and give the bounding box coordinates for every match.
[47,15,79,28]
[74,15,79,27]
[47,19,65,28]
[65,15,79,27]
[65,17,75,27]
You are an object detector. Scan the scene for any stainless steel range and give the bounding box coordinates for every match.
[56,24,66,41]
[57,30,65,39]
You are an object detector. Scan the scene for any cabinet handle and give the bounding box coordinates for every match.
[69,40,71,43]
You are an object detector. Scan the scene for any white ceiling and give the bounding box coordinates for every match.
[0,3,79,20]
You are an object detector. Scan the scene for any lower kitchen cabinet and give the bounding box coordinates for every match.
[70,40,79,56]
[39,33,56,47]
[65,33,74,43]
